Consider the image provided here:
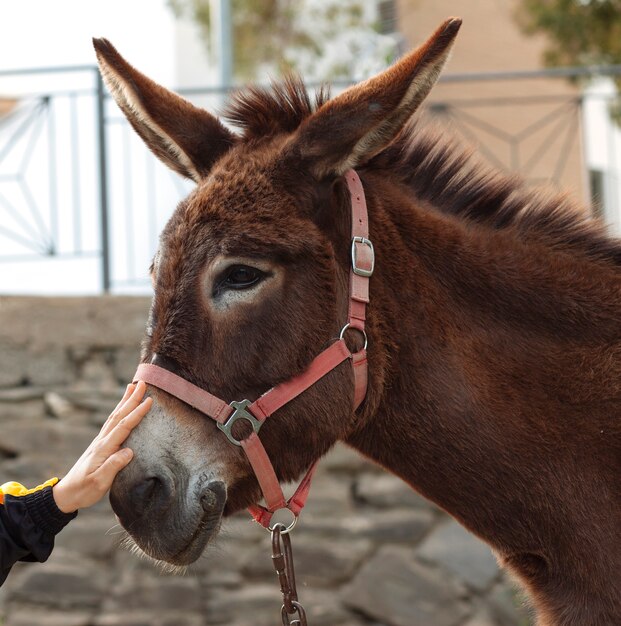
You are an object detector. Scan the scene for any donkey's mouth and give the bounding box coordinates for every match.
[170,512,222,565]
[168,480,227,565]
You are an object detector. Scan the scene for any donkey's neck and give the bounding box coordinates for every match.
[345,176,621,622]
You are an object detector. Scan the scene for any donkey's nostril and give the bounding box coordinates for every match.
[110,463,177,531]
[130,475,171,517]
[135,476,158,501]
[201,490,217,510]
[200,481,226,513]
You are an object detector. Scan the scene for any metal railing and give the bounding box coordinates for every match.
[0,65,619,293]
[0,66,110,292]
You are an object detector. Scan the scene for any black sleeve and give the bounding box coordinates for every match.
[0,486,76,586]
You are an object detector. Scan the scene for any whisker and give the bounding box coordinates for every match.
[105,523,125,536]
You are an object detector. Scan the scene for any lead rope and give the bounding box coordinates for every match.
[272,523,308,626]
[267,170,371,625]
[266,169,372,625]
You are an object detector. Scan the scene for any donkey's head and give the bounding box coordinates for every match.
[94,18,460,566]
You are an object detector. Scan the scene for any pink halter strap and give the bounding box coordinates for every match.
[133,170,374,528]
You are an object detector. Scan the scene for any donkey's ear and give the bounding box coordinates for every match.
[93,38,235,182]
[294,18,461,178]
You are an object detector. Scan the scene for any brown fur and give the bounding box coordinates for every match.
[95,19,621,625]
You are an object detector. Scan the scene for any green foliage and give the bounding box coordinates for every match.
[516,0,621,118]
[516,0,621,67]
[167,0,396,81]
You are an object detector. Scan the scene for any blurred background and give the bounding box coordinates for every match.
[0,1,618,624]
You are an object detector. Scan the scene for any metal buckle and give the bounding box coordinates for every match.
[217,399,262,446]
[339,323,368,351]
[351,236,375,277]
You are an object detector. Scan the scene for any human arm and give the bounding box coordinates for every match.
[0,477,73,585]
[0,382,151,584]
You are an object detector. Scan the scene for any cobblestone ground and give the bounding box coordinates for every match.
[0,297,533,626]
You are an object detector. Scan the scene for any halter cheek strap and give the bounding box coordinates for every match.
[133,170,373,529]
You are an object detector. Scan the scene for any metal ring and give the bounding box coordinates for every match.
[281,601,306,624]
[268,509,298,534]
[339,323,368,351]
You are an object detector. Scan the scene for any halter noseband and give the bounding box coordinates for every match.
[133,170,373,529]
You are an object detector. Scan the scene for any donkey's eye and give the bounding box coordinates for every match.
[215,265,267,294]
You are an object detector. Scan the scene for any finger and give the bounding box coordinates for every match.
[117,380,147,419]
[99,383,136,437]
[113,383,135,413]
[93,448,134,491]
[94,396,152,460]
[101,397,152,450]
[101,381,146,437]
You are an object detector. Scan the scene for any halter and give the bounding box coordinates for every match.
[133,170,373,530]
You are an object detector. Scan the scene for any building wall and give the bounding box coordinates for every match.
[396,0,588,206]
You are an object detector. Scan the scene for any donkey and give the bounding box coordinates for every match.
[94,17,621,626]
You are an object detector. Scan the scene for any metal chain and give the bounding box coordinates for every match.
[271,524,308,626]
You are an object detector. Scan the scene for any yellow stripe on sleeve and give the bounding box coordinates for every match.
[0,478,59,505]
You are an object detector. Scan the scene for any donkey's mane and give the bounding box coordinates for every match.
[224,76,621,268]
[224,75,331,139]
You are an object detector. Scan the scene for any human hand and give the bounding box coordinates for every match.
[52,381,152,514]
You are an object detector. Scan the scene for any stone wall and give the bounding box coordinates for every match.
[0,296,531,626]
